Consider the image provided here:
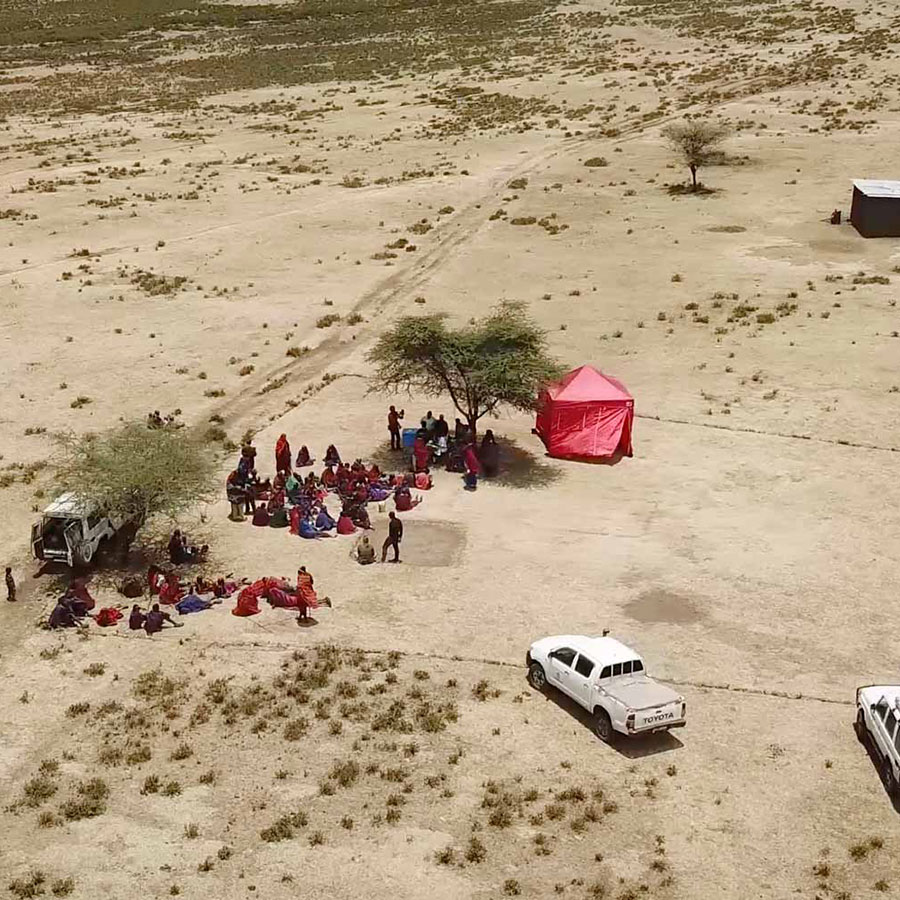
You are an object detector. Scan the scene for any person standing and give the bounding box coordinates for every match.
[388,405,405,451]
[5,566,15,602]
[381,512,403,563]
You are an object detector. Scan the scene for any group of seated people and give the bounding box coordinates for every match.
[231,568,331,624]
[46,579,97,629]
[228,437,434,535]
[148,565,241,609]
[167,529,209,565]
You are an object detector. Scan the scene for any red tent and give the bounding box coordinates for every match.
[534,365,634,460]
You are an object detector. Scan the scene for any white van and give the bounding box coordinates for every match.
[31,493,129,568]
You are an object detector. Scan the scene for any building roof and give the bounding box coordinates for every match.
[853,179,900,199]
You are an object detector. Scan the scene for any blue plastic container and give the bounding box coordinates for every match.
[401,428,417,449]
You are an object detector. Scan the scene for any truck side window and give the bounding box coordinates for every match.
[632,660,644,673]
[876,700,889,721]
[622,661,632,675]
[886,709,898,738]
[550,648,577,667]
[87,514,101,530]
[612,663,622,677]
[599,666,611,680]
[574,655,595,678]
[894,726,900,756]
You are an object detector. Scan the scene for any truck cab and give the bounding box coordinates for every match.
[527,634,686,742]
[31,493,121,568]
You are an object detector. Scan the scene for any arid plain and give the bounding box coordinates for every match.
[2,0,900,897]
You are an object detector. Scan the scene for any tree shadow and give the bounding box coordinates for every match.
[492,438,564,490]
[665,182,718,197]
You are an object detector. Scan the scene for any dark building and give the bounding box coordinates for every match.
[850,180,900,237]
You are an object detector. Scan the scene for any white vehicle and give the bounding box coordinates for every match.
[855,685,900,796]
[526,634,686,742]
[31,493,132,568]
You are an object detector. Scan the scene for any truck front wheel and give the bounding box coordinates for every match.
[528,663,546,692]
[855,709,868,744]
[593,709,614,743]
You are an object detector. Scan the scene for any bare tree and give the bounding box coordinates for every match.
[661,120,731,192]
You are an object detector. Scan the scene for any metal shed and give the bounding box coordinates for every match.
[850,180,900,237]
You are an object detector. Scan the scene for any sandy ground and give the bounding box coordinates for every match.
[2,0,900,895]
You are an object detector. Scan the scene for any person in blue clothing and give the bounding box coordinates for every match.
[315,505,336,532]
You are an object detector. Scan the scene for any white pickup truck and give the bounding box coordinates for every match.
[526,634,686,742]
[855,684,900,797]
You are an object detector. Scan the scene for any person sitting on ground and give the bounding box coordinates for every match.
[128,604,146,631]
[296,445,314,468]
[147,565,164,596]
[394,483,420,512]
[355,535,376,565]
[275,433,292,475]
[324,444,342,467]
[348,501,371,530]
[148,410,163,429]
[158,573,184,605]
[48,596,79,629]
[214,577,239,598]
[145,602,182,635]
[337,506,356,535]
[66,578,96,615]
[176,589,221,615]
[252,504,270,527]
[315,505,337,532]
[168,529,185,564]
[321,465,338,490]
[414,468,432,491]
[299,512,331,539]
[479,429,499,478]
[267,485,286,512]
[412,435,430,473]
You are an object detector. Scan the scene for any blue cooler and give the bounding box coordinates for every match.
[402,428,417,449]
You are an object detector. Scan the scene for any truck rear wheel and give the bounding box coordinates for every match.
[593,709,613,743]
[528,663,546,692]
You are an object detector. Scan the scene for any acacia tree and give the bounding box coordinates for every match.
[367,301,562,438]
[661,120,731,192]
[55,422,218,527]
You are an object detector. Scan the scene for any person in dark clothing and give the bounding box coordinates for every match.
[479,429,499,477]
[48,598,78,629]
[388,405,405,451]
[381,511,403,563]
[5,566,15,602]
[128,605,146,631]
[454,418,469,442]
[145,603,180,635]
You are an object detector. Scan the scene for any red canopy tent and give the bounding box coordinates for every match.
[534,365,634,460]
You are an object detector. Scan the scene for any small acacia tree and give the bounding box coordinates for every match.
[661,120,731,192]
[367,301,562,438]
[55,422,218,527]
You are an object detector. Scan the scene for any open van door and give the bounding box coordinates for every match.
[63,520,81,567]
[31,520,45,561]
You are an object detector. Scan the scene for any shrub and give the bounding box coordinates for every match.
[465,836,487,863]
[756,312,775,324]
[184,823,200,839]
[141,775,160,795]
[284,718,309,741]
[507,177,528,190]
[60,778,109,820]
[316,314,341,329]
[8,871,46,899]
[434,846,455,865]
[171,742,193,761]
[161,781,182,797]
[503,879,521,896]
[584,157,609,167]
[22,775,57,807]
[329,760,360,788]
[70,396,92,409]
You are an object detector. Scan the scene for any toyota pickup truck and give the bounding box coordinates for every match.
[526,634,686,742]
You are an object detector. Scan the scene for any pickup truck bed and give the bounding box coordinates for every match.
[605,676,681,710]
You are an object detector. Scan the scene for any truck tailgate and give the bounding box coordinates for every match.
[606,676,684,729]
